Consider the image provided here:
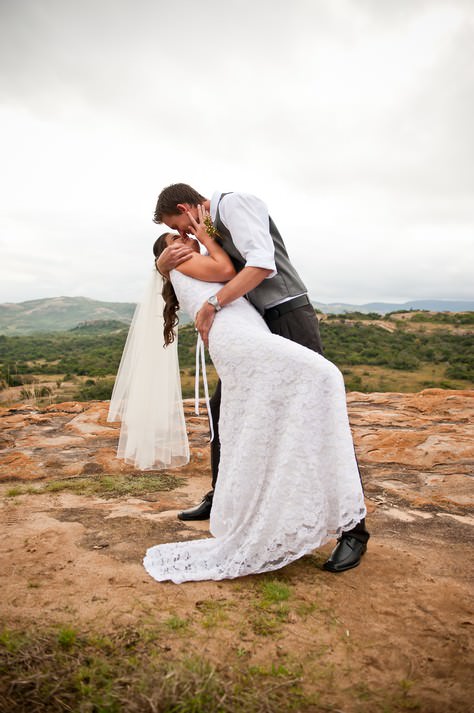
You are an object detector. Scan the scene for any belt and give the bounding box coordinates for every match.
[263,294,310,321]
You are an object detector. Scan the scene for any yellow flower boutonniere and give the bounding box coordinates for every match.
[203,215,221,241]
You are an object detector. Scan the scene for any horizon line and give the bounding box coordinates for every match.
[2,295,474,308]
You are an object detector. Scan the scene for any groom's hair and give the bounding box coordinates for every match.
[154,183,206,223]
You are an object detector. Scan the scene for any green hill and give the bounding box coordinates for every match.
[0,297,136,335]
[70,320,131,334]
[0,315,472,401]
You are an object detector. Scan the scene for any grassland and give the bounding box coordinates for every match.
[0,311,472,407]
[0,572,429,713]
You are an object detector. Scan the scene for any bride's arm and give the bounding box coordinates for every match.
[174,208,236,283]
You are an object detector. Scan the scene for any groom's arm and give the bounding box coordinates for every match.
[214,266,273,306]
[195,265,272,345]
[219,192,277,277]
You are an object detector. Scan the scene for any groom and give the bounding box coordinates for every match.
[154,183,369,572]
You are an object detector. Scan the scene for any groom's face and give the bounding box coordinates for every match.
[165,233,200,253]
[162,203,198,237]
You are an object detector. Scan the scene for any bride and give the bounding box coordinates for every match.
[109,207,366,584]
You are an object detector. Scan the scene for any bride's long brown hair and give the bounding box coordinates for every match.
[153,233,180,346]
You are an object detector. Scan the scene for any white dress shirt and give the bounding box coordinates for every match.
[210,191,277,278]
[210,191,306,308]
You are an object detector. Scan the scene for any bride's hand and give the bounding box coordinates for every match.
[155,244,193,277]
[187,205,213,244]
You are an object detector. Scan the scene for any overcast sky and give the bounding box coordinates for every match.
[1,0,473,306]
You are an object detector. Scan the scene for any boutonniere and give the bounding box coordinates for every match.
[203,215,222,242]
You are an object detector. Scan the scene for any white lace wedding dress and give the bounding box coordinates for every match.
[143,270,366,583]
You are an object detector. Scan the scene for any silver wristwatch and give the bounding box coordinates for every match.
[207,295,222,312]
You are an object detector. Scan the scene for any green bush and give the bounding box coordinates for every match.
[446,364,471,380]
[74,378,116,401]
[0,315,472,392]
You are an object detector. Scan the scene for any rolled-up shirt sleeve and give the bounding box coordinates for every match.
[219,193,277,278]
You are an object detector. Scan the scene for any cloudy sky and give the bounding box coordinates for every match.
[1,0,473,306]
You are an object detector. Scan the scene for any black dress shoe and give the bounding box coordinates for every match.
[323,535,367,573]
[178,491,214,521]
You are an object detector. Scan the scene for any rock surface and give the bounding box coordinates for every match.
[1,390,473,712]
[1,389,472,517]
[0,399,212,482]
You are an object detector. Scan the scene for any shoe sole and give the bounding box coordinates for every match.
[323,558,363,573]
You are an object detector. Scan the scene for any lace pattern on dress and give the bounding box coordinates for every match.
[143,270,366,583]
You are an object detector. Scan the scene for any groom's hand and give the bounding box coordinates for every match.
[155,244,193,277]
[195,301,216,348]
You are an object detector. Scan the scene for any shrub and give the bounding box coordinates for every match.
[74,378,115,401]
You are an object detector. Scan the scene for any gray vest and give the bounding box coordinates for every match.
[215,194,307,314]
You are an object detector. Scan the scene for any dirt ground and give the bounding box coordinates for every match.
[1,393,473,711]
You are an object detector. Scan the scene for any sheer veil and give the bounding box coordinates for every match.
[107,270,189,470]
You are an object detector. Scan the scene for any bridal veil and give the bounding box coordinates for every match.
[108,270,189,470]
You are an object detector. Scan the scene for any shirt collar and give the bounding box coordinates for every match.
[210,191,221,221]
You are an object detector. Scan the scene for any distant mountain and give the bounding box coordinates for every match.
[0,296,136,335]
[312,299,474,315]
[0,295,472,335]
